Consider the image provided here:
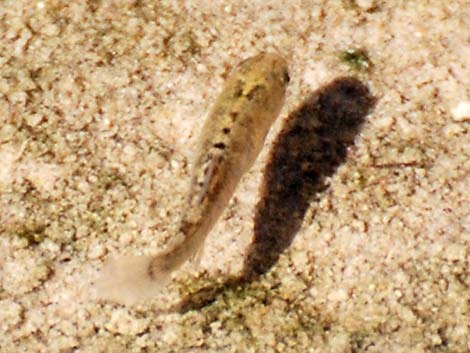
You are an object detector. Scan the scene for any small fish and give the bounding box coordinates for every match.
[95,53,289,305]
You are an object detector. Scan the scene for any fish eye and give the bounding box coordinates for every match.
[283,71,290,84]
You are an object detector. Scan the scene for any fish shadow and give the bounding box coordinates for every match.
[178,76,377,312]
[242,76,376,279]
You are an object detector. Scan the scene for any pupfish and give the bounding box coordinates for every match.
[95,53,289,305]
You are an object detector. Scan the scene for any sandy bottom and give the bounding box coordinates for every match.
[0,1,469,352]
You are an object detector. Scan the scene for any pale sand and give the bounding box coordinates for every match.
[0,1,469,352]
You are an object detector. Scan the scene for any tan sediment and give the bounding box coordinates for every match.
[0,1,469,352]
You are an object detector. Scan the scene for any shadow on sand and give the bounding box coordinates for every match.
[178,76,377,312]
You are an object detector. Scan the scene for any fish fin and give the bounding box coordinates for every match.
[190,242,205,268]
[92,254,174,306]
[193,152,223,205]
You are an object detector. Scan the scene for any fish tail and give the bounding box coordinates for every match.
[93,227,207,305]
[93,254,177,305]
